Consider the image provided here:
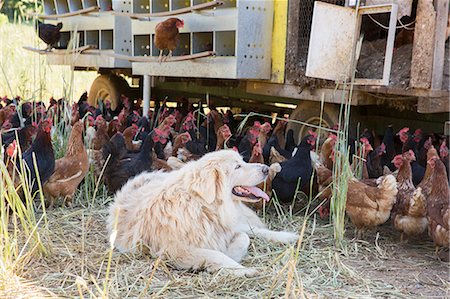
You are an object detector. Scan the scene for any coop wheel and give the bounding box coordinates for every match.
[88,74,130,111]
[286,101,339,144]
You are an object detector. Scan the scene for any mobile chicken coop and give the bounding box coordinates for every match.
[34,0,449,139]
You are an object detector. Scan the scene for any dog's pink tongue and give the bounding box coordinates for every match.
[244,186,270,202]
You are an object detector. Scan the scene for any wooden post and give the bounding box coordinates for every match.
[410,0,437,89]
[431,0,449,90]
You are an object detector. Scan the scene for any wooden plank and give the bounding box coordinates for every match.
[354,84,449,97]
[245,81,371,105]
[417,97,450,113]
[410,0,436,89]
[30,6,99,19]
[431,0,449,90]
[113,1,223,20]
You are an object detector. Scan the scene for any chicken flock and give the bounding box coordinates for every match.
[0,94,449,254]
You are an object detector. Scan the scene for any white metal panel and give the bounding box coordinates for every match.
[131,8,237,35]
[236,0,273,79]
[129,1,273,79]
[305,2,357,82]
[46,13,115,30]
[132,57,237,78]
[46,50,129,68]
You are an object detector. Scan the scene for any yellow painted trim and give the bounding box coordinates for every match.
[271,0,288,83]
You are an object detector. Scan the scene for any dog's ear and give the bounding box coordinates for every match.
[190,162,225,204]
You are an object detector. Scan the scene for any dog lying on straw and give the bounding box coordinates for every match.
[107,150,298,277]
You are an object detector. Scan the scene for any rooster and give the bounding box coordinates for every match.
[154,18,184,62]
[43,121,89,208]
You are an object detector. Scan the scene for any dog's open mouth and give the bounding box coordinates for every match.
[232,186,269,203]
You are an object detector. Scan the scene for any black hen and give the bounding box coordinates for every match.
[103,131,155,193]
[401,134,425,186]
[367,143,386,178]
[37,21,63,50]
[380,126,396,171]
[262,132,292,162]
[19,119,55,195]
[284,129,296,153]
[2,124,37,153]
[272,134,316,203]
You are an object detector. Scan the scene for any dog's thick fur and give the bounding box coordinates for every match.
[108,150,298,277]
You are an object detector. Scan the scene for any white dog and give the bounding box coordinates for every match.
[107,150,298,277]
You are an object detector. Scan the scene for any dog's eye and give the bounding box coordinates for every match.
[235,165,241,170]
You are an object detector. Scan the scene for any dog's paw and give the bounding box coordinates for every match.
[232,267,259,278]
[273,231,299,244]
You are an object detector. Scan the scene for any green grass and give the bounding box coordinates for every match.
[0,21,97,101]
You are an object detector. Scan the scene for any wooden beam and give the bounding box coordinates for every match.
[245,81,371,105]
[354,84,448,97]
[431,0,449,90]
[113,1,223,20]
[410,0,436,89]
[29,6,100,19]
[417,97,450,113]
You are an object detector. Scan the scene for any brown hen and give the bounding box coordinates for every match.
[426,157,450,251]
[154,18,184,62]
[346,174,398,238]
[43,121,89,208]
[391,151,427,241]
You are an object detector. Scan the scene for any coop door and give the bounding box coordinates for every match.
[305,2,398,85]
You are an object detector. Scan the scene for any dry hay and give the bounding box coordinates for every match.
[11,192,447,298]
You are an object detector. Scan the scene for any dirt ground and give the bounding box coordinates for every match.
[17,198,449,298]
